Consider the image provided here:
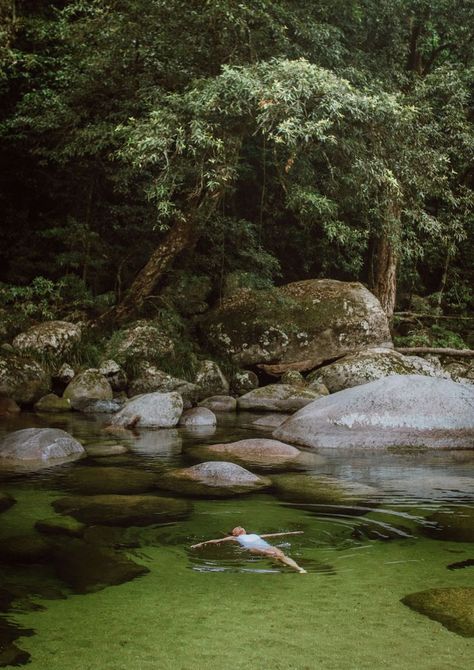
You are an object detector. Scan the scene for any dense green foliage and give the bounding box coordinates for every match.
[0,1,473,337]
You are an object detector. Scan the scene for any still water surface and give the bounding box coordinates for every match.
[1,411,473,669]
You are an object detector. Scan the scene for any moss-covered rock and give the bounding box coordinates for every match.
[307,348,450,393]
[0,353,51,404]
[128,364,199,403]
[34,393,71,413]
[52,493,191,526]
[98,359,128,391]
[193,360,229,397]
[271,473,380,513]
[61,466,158,495]
[12,320,82,361]
[63,369,113,404]
[238,384,324,412]
[201,279,392,371]
[0,534,52,564]
[231,370,259,395]
[106,320,175,368]
[157,461,271,497]
[280,370,306,386]
[401,588,474,637]
[35,516,85,538]
[424,507,474,542]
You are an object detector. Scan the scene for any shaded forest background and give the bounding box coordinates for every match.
[0,0,473,347]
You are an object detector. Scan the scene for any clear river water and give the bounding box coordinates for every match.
[0,410,473,670]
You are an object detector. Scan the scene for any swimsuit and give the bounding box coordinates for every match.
[235,534,273,551]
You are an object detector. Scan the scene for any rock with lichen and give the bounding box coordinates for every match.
[238,384,325,412]
[201,279,392,372]
[0,354,51,404]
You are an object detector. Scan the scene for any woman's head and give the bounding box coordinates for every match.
[231,527,246,536]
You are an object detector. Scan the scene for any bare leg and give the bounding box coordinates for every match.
[252,548,307,574]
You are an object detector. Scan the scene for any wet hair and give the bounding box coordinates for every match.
[231,526,246,536]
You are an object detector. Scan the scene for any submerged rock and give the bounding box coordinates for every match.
[0,397,20,418]
[35,516,85,538]
[307,347,449,393]
[179,407,217,427]
[401,588,474,637]
[52,493,191,526]
[201,279,392,371]
[110,391,183,428]
[63,369,113,404]
[424,507,474,542]
[61,466,158,495]
[0,534,52,564]
[271,473,379,513]
[72,398,124,413]
[198,395,237,412]
[50,538,149,594]
[188,438,324,472]
[0,354,51,404]
[34,393,71,413]
[85,444,129,457]
[0,492,15,513]
[274,375,474,449]
[238,384,324,412]
[251,414,291,430]
[157,461,271,497]
[0,428,86,469]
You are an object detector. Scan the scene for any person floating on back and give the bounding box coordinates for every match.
[191,526,307,574]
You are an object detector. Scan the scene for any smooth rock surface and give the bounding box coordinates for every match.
[110,392,183,428]
[202,279,392,371]
[251,414,291,430]
[198,395,237,412]
[179,407,217,427]
[52,493,191,526]
[274,375,474,449]
[0,428,85,468]
[85,444,129,457]
[238,384,324,412]
[401,588,474,637]
[188,438,324,471]
[157,461,271,497]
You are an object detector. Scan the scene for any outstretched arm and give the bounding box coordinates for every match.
[190,536,236,549]
[259,531,304,539]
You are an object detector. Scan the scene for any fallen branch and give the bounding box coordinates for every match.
[395,347,474,358]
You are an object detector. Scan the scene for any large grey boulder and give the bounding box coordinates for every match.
[110,391,183,428]
[128,364,199,403]
[63,369,113,405]
[238,384,325,412]
[12,320,81,360]
[274,375,474,449]
[157,461,271,497]
[202,279,392,373]
[0,354,51,404]
[307,347,449,393]
[194,360,229,397]
[0,428,85,468]
[188,438,324,472]
[179,407,217,427]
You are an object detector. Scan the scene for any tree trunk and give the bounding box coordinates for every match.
[373,233,398,319]
[100,213,197,325]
